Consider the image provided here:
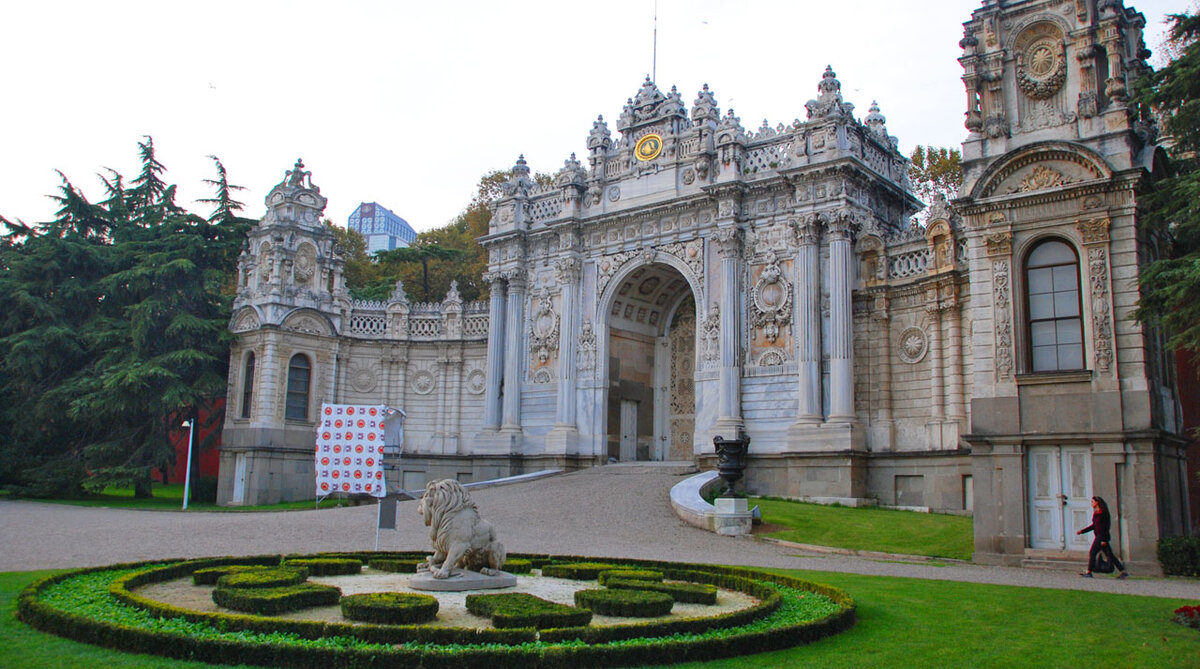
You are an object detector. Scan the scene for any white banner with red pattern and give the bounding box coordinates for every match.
[315,403,386,497]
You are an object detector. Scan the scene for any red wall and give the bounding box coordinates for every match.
[162,398,223,483]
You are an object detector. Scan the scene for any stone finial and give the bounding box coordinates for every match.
[927,192,953,223]
[805,65,855,120]
[664,85,686,116]
[865,101,887,136]
[587,115,611,151]
[390,279,409,305]
[555,152,588,189]
[500,155,535,198]
[692,83,720,126]
[284,158,311,189]
[443,280,462,307]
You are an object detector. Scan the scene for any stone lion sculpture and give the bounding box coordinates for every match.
[416,479,506,579]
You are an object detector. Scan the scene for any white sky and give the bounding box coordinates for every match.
[0,1,1188,233]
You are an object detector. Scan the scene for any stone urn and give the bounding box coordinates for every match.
[713,432,751,495]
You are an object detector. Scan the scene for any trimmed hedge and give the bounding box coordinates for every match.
[192,565,275,586]
[606,577,719,604]
[19,552,857,668]
[216,567,307,590]
[597,569,662,586]
[540,562,621,580]
[503,558,532,574]
[369,558,424,573]
[212,583,342,615]
[340,592,439,625]
[465,592,593,629]
[574,588,674,617]
[283,558,363,576]
[1158,536,1200,577]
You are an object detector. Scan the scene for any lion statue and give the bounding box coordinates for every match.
[416,479,506,579]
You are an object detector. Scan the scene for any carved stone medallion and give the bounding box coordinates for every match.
[349,364,378,393]
[897,326,929,364]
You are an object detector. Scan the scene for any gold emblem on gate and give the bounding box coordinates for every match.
[634,133,663,161]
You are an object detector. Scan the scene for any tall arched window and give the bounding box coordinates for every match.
[240,352,255,419]
[1026,239,1084,372]
[285,354,311,421]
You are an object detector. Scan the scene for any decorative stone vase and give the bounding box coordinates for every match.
[713,432,751,496]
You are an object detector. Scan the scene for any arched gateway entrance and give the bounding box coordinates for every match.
[599,262,699,462]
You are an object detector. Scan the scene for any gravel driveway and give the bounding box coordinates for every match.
[2,464,1196,600]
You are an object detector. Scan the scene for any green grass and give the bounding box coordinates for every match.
[3,568,1195,668]
[754,497,975,560]
[24,484,347,512]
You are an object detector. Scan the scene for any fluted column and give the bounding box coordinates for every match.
[482,273,506,430]
[555,257,581,427]
[945,295,965,424]
[501,271,526,430]
[792,215,822,423]
[872,296,893,431]
[926,296,945,422]
[713,227,744,426]
[255,337,279,427]
[827,212,855,422]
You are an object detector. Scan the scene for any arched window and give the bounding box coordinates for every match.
[285,354,311,421]
[1026,239,1084,372]
[240,352,255,419]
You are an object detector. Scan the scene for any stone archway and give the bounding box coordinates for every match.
[603,263,697,462]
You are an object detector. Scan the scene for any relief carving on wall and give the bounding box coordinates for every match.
[232,309,260,333]
[348,363,379,393]
[992,259,1014,379]
[1015,23,1067,100]
[1087,248,1115,375]
[410,361,438,395]
[465,366,486,395]
[294,243,317,285]
[528,292,560,381]
[750,251,793,345]
[700,303,721,370]
[282,313,328,336]
[897,326,929,364]
[1011,165,1076,193]
[576,320,597,376]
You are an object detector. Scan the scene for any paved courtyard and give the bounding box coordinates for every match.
[1,465,1196,600]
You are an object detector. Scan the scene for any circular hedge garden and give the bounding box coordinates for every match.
[17,551,856,668]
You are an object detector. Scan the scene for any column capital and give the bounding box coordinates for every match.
[825,208,855,241]
[481,271,506,287]
[502,269,527,291]
[554,256,582,284]
[790,214,822,246]
[712,226,743,258]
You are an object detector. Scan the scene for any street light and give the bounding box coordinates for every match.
[181,419,196,511]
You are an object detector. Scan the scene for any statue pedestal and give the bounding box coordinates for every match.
[409,569,517,592]
[712,497,753,536]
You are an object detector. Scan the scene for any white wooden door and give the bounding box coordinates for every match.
[232,453,248,505]
[619,400,638,462]
[1029,446,1092,550]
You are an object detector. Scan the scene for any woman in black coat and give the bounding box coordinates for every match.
[1077,496,1129,579]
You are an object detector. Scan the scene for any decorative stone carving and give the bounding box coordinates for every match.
[1077,218,1110,244]
[1013,165,1075,193]
[587,115,611,151]
[985,231,1013,257]
[750,252,792,344]
[1016,34,1067,100]
[529,292,560,369]
[576,320,596,375]
[701,303,721,370]
[416,479,507,579]
[282,313,328,336]
[1088,247,1114,375]
[554,256,581,285]
[1018,100,1076,133]
[411,365,437,395]
[992,259,1014,379]
[805,65,856,120]
[712,227,741,257]
[466,367,486,395]
[897,326,929,364]
[349,363,378,393]
[294,243,317,284]
[659,239,705,279]
[692,83,720,126]
[231,309,260,333]
[756,349,787,367]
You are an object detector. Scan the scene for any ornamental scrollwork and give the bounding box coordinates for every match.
[529,291,560,368]
[750,252,793,344]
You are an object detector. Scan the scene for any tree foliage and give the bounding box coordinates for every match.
[1134,12,1200,355]
[908,145,963,222]
[0,140,252,497]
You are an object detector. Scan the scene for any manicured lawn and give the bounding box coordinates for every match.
[753,497,975,560]
[27,484,347,512]
[3,568,1194,668]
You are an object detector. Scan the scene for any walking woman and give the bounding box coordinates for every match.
[1077,496,1129,579]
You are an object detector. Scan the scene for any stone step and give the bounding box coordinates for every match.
[600,461,699,476]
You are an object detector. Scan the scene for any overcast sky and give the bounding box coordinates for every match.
[0,1,1188,233]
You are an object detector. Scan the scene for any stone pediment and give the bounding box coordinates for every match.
[281,309,334,336]
[973,142,1111,199]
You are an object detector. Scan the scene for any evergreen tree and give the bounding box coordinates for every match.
[1135,12,1200,354]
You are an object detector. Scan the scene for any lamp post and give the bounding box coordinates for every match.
[181,419,195,511]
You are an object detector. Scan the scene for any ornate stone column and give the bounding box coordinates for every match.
[482,273,506,430]
[826,211,855,422]
[554,257,581,428]
[944,292,965,424]
[925,292,945,423]
[713,227,744,429]
[501,270,526,431]
[872,295,894,444]
[254,337,279,427]
[791,215,822,424]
